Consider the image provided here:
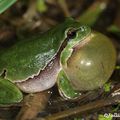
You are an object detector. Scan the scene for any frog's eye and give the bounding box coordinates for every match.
[67,28,77,40]
[67,26,89,41]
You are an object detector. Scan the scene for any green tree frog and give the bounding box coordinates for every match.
[0,18,116,105]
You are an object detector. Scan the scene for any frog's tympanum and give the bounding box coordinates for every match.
[0,18,116,105]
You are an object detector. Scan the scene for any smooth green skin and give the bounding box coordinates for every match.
[0,0,17,14]
[0,77,23,106]
[0,18,91,104]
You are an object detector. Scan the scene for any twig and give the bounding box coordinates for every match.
[77,0,109,26]
[58,0,71,17]
[23,0,36,22]
[16,90,51,120]
[113,6,120,28]
[42,94,120,120]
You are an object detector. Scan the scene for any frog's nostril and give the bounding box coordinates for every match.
[80,26,87,32]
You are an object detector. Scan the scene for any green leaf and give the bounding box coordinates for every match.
[98,114,113,120]
[112,104,120,112]
[74,117,82,120]
[0,0,17,14]
[0,77,23,106]
[78,2,107,26]
[107,25,120,37]
[103,83,111,92]
[36,0,47,13]
[115,65,120,70]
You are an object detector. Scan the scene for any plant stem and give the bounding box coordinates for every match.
[43,95,120,120]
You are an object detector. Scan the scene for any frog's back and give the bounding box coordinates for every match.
[0,18,81,82]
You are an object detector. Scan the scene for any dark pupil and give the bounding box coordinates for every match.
[67,29,77,40]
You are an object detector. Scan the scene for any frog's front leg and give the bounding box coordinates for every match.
[57,70,81,100]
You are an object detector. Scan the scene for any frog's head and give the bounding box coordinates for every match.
[61,25,91,67]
